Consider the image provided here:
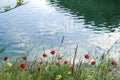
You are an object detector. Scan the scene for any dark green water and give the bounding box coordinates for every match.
[49,0,120,32]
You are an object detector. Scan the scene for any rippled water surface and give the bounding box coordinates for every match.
[0,0,120,61]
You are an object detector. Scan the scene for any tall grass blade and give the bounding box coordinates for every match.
[72,45,78,75]
[59,36,64,47]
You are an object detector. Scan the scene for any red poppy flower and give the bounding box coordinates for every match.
[70,66,73,71]
[23,56,27,60]
[50,50,55,55]
[84,54,89,59]
[64,61,68,64]
[91,61,96,65]
[56,62,60,66]
[43,53,47,57]
[39,62,43,64]
[4,56,8,61]
[38,67,40,72]
[20,63,26,70]
[58,56,62,60]
[111,61,117,65]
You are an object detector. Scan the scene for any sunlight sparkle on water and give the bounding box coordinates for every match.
[29,0,55,13]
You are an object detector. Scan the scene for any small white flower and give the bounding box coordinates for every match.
[68,71,71,75]
[7,62,12,67]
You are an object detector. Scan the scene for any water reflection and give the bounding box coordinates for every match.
[0,0,120,62]
[49,0,120,32]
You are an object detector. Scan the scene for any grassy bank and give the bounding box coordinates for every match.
[0,46,120,80]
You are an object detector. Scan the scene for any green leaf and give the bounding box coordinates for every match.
[4,5,11,11]
[0,48,5,53]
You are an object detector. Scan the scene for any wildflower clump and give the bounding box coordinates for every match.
[1,49,120,80]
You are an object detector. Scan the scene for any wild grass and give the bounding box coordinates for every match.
[0,44,120,80]
[0,37,120,80]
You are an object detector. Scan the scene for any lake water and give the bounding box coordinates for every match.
[0,0,120,61]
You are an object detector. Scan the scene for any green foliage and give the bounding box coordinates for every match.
[0,48,5,53]
[16,0,24,7]
[0,43,120,80]
[4,6,11,12]
[55,75,62,80]
[0,54,120,80]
